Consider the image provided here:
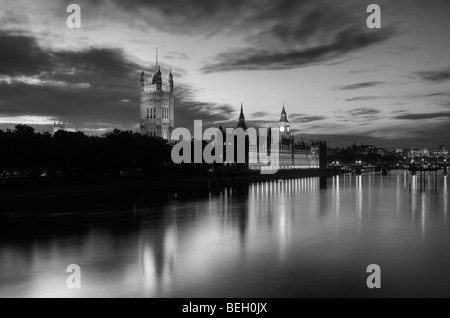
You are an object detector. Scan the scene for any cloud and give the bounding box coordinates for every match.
[174,83,237,130]
[348,108,381,116]
[331,108,382,123]
[345,96,381,102]
[0,31,143,128]
[0,31,232,133]
[164,51,189,60]
[71,0,250,36]
[202,27,394,73]
[415,69,450,82]
[0,31,53,76]
[335,81,385,90]
[290,115,326,124]
[395,112,450,120]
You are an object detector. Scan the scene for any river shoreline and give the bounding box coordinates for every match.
[0,169,330,211]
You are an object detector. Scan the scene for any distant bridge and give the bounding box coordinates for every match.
[328,162,448,176]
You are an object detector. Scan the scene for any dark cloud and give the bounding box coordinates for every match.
[332,108,382,123]
[0,31,145,130]
[347,108,380,116]
[5,0,396,77]
[164,52,189,60]
[77,0,249,35]
[290,115,326,124]
[345,96,381,102]
[289,113,306,118]
[250,112,271,118]
[73,0,450,39]
[416,70,450,82]
[201,27,394,73]
[395,112,450,120]
[0,31,231,133]
[422,92,448,98]
[0,31,53,76]
[106,0,394,74]
[287,113,327,124]
[174,83,237,131]
[336,81,385,90]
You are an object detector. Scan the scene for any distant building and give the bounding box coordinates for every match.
[53,121,76,134]
[430,146,448,158]
[139,56,174,140]
[220,104,326,170]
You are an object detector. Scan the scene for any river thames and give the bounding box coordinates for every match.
[0,171,448,297]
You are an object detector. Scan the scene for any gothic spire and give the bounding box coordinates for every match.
[279,103,288,122]
[155,47,158,71]
[237,103,247,130]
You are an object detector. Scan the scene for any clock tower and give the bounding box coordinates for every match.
[278,104,290,139]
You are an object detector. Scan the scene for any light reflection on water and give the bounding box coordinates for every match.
[0,172,449,297]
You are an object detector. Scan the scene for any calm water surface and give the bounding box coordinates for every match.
[0,172,449,297]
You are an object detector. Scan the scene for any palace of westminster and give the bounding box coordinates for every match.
[138,59,326,170]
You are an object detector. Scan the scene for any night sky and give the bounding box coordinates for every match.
[0,0,449,148]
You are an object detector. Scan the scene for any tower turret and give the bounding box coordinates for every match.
[279,104,288,123]
[140,70,145,89]
[139,51,175,141]
[237,103,247,130]
[152,66,162,90]
[169,69,174,93]
[278,103,290,139]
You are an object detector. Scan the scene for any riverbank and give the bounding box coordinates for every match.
[0,169,329,210]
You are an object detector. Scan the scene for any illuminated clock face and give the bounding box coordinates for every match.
[280,126,285,132]
[287,126,290,132]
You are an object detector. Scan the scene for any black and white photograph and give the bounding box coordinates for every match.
[0,0,449,303]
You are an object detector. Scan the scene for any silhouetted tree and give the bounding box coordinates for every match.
[0,125,215,179]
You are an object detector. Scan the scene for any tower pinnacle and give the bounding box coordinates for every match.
[280,103,288,123]
[156,47,158,71]
[237,103,247,130]
[238,102,247,130]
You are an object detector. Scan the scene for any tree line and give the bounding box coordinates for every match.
[0,125,214,179]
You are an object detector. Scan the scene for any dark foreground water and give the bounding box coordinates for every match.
[0,171,449,297]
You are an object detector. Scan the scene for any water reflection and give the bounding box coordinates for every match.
[1,172,450,297]
[444,177,448,222]
[139,209,178,294]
